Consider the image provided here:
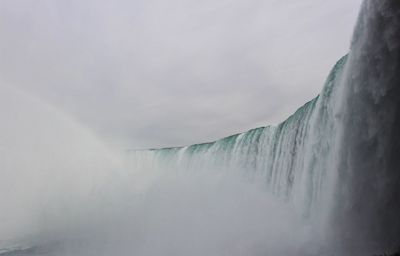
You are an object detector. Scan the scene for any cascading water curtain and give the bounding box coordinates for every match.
[129,1,400,254]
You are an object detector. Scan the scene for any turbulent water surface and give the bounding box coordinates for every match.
[1,0,400,255]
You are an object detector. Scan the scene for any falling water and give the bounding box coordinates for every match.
[128,55,348,221]
[128,0,400,254]
[332,1,400,254]
[1,0,399,255]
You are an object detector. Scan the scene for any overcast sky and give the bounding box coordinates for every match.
[0,0,362,149]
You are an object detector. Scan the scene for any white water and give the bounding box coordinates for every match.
[1,0,400,255]
[128,54,347,218]
[123,54,346,256]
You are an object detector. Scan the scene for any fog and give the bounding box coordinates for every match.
[0,85,121,241]
[0,85,324,255]
[0,1,366,255]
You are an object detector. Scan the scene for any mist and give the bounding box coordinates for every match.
[2,0,398,255]
[0,85,121,242]
[0,85,322,255]
[34,169,323,256]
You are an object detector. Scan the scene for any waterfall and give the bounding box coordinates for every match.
[128,0,400,254]
[1,0,399,255]
[128,55,348,220]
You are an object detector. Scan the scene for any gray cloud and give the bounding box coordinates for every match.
[0,0,362,149]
